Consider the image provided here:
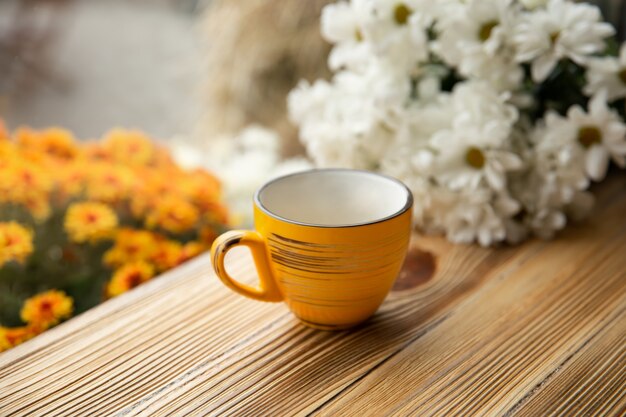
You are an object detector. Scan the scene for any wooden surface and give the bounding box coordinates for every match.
[0,175,625,416]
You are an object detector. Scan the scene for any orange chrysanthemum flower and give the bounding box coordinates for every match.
[0,326,39,352]
[150,239,182,271]
[106,261,155,298]
[56,161,87,200]
[102,129,155,165]
[64,202,118,243]
[145,196,199,234]
[7,161,53,199]
[103,228,158,268]
[203,201,231,226]
[0,222,34,267]
[129,192,158,219]
[179,241,206,263]
[15,127,78,160]
[22,193,52,222]
[82,142,111,161]
[180,169,222,210]
[0,140,16,165]
[150,146,177,168]
[86,163,135,203]
[20,290,73,329]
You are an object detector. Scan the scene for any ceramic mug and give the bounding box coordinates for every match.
[210,169,413,330]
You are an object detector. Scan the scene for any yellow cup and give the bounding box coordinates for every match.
[211,169,413,330]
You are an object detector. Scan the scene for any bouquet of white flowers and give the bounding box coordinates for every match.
[288,0,626,246]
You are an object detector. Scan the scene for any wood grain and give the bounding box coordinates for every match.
[0,174,625,416]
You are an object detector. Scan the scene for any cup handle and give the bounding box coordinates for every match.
[210,230,283,302]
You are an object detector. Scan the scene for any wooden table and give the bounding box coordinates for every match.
[1,175,625,416]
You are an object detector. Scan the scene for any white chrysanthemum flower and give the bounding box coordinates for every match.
[519,0,548,10]
[321,0,369,44]
[449,81,519,143]
[406,92,455,139]
[513,0,614,82]
[527,207,567,239]
[541,94,626,181]
[412,82,523,193]
[435,0,517,65]
[322,0,374,71]
[509,166,568,240]
[459,50,524,92]
[430,130,523,191]
[288,67,407,169]
[440,188,520,246]
[532,113,590,198]
[432,0,524,93]
[358,0,431,75]
[584,43,626,101]
[288,0,623,246]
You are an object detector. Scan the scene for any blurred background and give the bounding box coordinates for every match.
[0,0,332,149]
[0,0,623,144]
[0,0,204,139]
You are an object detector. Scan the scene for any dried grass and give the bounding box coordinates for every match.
[197,0,332,156]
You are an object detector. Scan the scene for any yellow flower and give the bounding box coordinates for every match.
[180,169,222,210]
[103,228,158,268]
[20,290,73,329]
[0,222,34,267]
[22,193,52,222]
[86,163,135,203]
[15,127,78,160]
[180,241,207,263]
[7,161,53,199]
[64,202,118,243]
[82,141,111,161]
[140,169,181,196]
[106,261,155,298]
[145,196,199,234]
[0,140,17,167]
[150,239,182,271]
[102,129,155,165]
[151,146,177,169]
[0,326,39,352]
[56,161,87,200]
[129,170,177,218]
[129,191,157,219]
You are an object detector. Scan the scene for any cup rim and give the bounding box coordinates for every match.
[253,168,413,228]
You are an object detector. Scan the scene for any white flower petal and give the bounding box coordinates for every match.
[585,145,609,181]
[486,165,505,190]
[498,152,524,170]
[531,53,558,82]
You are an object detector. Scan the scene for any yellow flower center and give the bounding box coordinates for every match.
[577,126,602,148]
[64,202,118,243]
[549,31,560,44]
[20,290,73,328]
[618,68,626,85]
[394,3,411,25]
[85,213,98,224]
[478,20,498,42]
[355,28,363,42]
[465,147,486,169]
[126,272,143,289]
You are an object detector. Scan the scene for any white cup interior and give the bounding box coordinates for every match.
[256,170,411,227]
